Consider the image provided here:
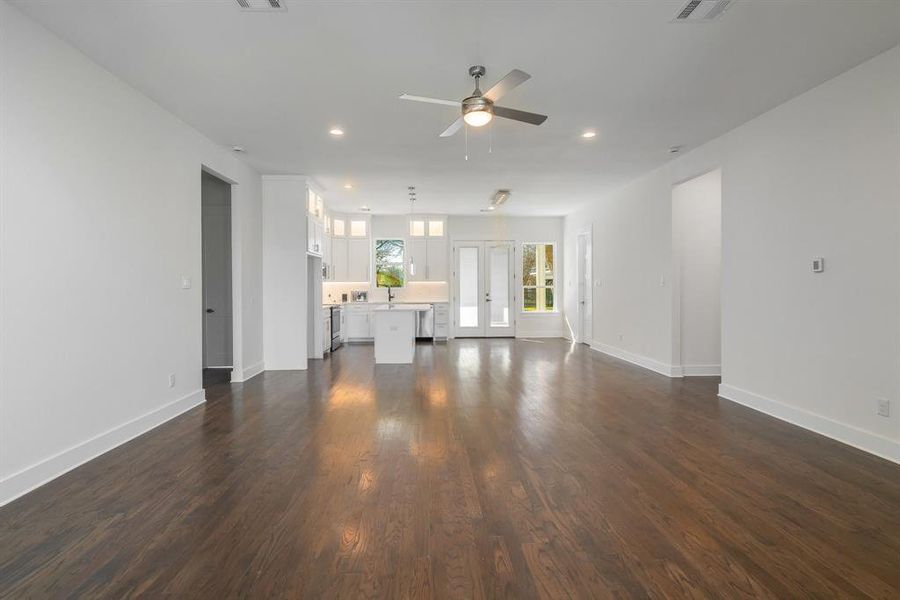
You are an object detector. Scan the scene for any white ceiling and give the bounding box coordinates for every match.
[12,0,900,215]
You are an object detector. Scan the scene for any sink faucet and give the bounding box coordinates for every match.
[387,287,395,304]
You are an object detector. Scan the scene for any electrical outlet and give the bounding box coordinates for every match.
[876,398,890,418]
[168,373,176,388]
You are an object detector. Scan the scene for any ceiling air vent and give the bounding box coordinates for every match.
[673,0,733,22]
[235,0,286,11]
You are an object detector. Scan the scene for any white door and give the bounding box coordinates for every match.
[202,203,232,368]
[453,241,515,337]
[577,232,593,344]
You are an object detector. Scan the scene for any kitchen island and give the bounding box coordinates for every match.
[372,303,432,364]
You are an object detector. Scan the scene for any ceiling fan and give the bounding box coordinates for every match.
[400,65,548,137]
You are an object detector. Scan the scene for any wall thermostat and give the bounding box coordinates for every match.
[812,258,825,273]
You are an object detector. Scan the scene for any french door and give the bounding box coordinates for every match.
[453,241,515,337]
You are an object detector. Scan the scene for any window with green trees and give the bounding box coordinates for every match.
[522,243,555,311]
[375,239,405,287]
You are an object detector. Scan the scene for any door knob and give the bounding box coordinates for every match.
[206,308,214,313]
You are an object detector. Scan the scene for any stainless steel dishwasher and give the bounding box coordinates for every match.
[415,304,434,340]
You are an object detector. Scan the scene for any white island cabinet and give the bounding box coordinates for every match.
[373,304,431,364]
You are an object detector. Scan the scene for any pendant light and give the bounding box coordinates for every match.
[408,186,417,276]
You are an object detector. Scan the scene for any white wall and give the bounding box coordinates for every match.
[672,169,721,375]
[565,45,900,462]
[0,2,264,505]
[262,176,309,370]
[450,216,566,338]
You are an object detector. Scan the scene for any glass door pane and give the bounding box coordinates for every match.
[458,246,480,330]
[488,245,510,328]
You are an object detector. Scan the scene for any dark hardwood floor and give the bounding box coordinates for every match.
[2,339,899,598]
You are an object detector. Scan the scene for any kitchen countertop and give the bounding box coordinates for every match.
[372,303,433,312]
[341,301,448,306]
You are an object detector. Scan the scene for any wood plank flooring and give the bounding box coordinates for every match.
[2,339,899,598]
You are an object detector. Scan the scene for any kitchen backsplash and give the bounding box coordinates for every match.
[323,281,449,304]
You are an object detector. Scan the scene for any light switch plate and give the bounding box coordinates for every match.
[181,276,192,289]
[812,258,824,273]
[877,398,890,418]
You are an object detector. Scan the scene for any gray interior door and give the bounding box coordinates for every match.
[201,172,233,368]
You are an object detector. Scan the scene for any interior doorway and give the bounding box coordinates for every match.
[672,168,722,377]
[453,241,515,337]
[576,231,593,345]
[201,170,233,385]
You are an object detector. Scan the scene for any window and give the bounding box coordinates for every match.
[375,239,405,287]
[522,243,555,312]
[333,218,345,237]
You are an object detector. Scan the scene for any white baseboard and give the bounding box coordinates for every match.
[591,343,680,377]
[234,360,265,382]
[718,384,900,465]
[516,331,568,339]
[0,389,206,507]
[675,364,721,377]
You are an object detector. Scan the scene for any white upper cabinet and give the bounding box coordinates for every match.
[307,218,324,255]
[331,237,349,281]
[306,185,327,255]
[348,238,370,281]
[409,219,426,237]
[425,237,448,281]
[406,218,448,282]
[427,217,445,237]
[349,219,368,237]
[408,215,445,237]
[408,238,427,282]
[327,212,370,282]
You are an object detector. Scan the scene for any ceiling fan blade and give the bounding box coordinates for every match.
[483,69,531,102]
[399,94,461,107]
[493,105,548,126]
[439,117,464,137]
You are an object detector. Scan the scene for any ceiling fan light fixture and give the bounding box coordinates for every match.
[462,96,494,127]
[463,109,493,127]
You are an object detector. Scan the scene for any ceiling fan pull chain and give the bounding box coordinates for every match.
[465,122,468,161]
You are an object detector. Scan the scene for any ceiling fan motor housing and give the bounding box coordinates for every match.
[462,95,493,117]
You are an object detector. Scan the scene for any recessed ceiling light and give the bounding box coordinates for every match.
[360,205,371,212]
[669,145,682,154]
[329,127,344,137]
[343,183,353,190]
[581,131,597,139]
[231,145,245,152]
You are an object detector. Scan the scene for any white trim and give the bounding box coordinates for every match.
[233,360,265,382]
[0,389,206,507]
[515,331,567,339]
[591,343,681,377]
[674,364,722,377]
[718,384,900,465]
